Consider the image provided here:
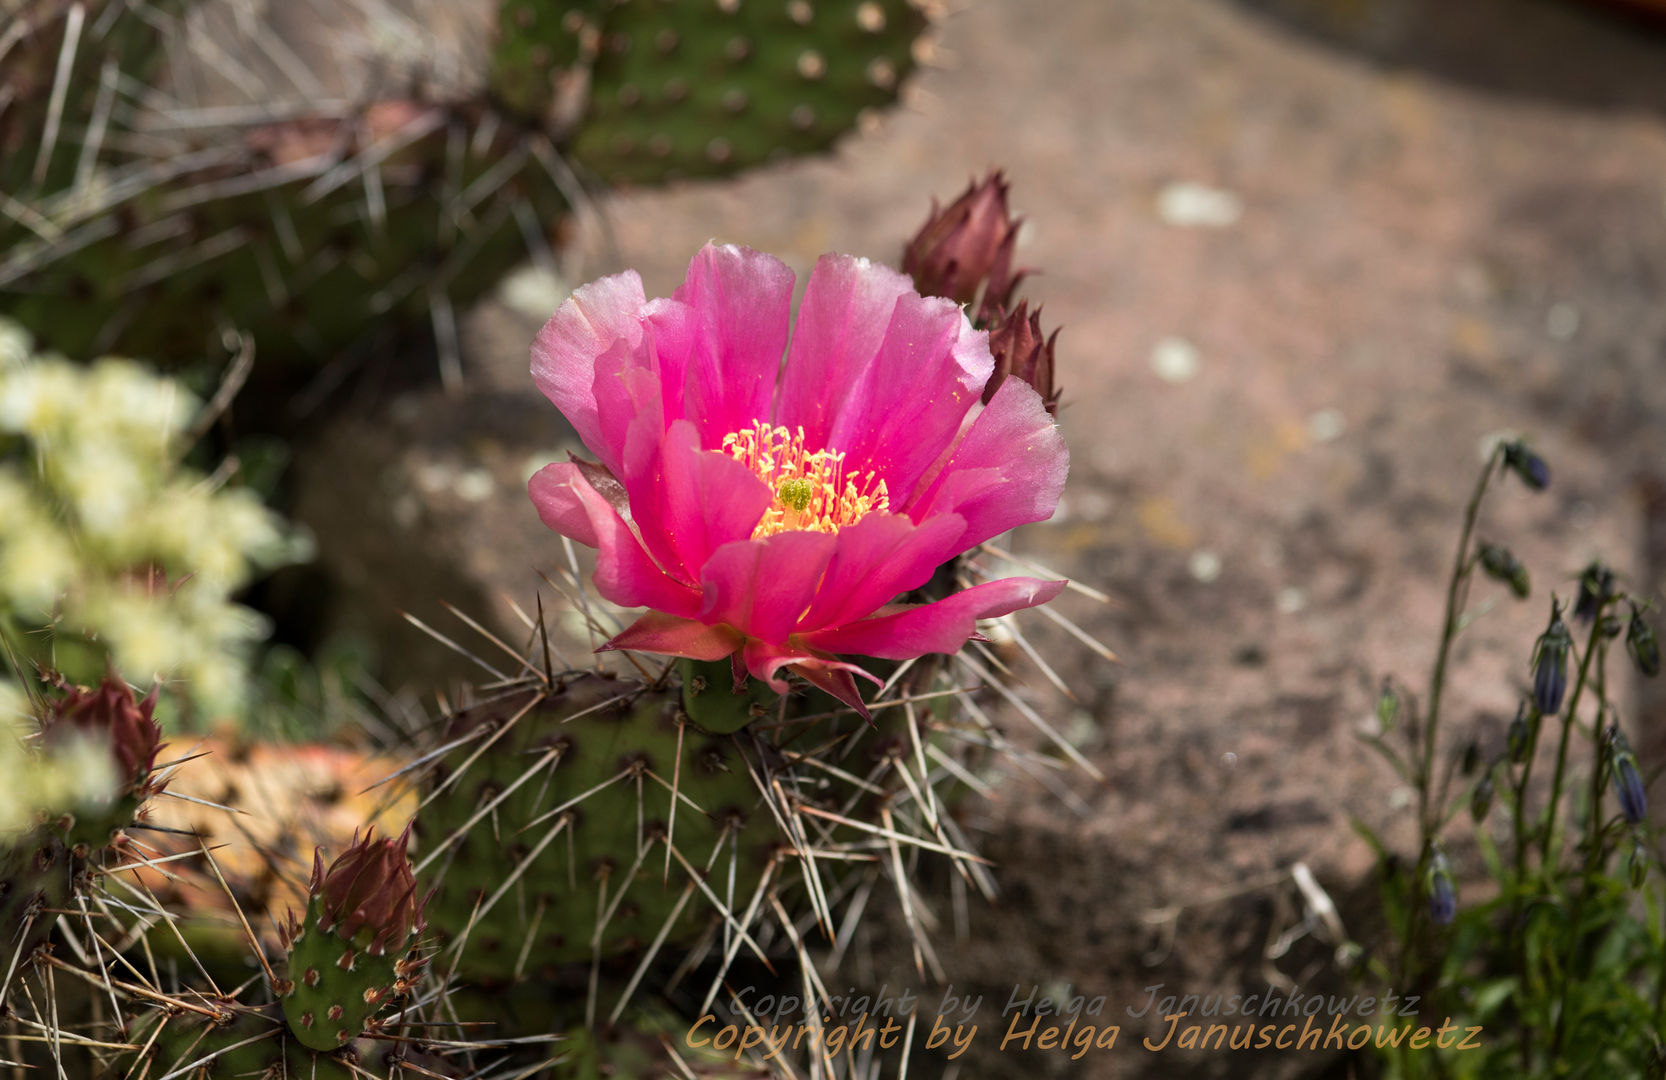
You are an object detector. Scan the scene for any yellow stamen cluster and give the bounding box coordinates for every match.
[722,421,888,539]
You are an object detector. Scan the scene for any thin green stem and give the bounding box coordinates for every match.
[1538,615,1605,870]
[1419,449,1500,838]
[1506,706,1545,941]
[1548,634,1614,1061]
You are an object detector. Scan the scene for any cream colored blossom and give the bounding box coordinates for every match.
[0,319,306,717]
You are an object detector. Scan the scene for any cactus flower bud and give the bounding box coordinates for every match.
[903,170,1022,319]
[43,675,162,797]
[41,674,166,853]
[1627,603,1660,679]
[1532,604,1571,716]
[281,826,424,1050]
[1573,562,1615,623]
[1501,439,1550,491]
[1607,725,1647,827]
[313,828,423,954]
[1426,848,1457,926]
[983,300,1060,415]
[1476,542,1530,600]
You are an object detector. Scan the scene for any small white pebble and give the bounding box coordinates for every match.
[1156,181,1243,228]
[499,264,571,321]
[1189,549,1222,583]
[1074,490,1113,522]
[1221,751,1238,768]
[1545,302,1580,342]
[1151,337,1201,383]
[455,468,495,502]
[1277,586,1307,614]
[415,462,455,494]
[1307,407,1345,443]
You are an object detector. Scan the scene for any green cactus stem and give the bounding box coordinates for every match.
[567,0,931,185]
[278,827,426,1051]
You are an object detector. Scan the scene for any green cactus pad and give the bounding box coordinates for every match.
[129,1000,372,1079]
[0,0,189,197]
[419,671,780,983]
[568,0,931,185]
[0,101,572,368]
[0,832,72,995]
[279,897,412,1050]
[560,1006,773,1078]
[491,0,611,122]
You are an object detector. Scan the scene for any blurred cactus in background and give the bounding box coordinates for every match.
[1,0,937,380]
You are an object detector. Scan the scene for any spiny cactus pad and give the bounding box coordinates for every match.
[421,671,780,982]
[279,829,425,1050]
[129,1001,379,1079]
[0,101,573,366]
[568,0,931,184]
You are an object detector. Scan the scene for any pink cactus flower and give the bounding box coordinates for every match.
[528,244,1068,716]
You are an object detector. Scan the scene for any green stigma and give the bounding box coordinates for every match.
[777,476,815,513]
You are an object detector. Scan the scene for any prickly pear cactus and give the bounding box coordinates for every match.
[1,674,166,999]
[420,670,778,981]
[128,1000,393,1079]
[0,100,574,366]
[568,0,932,185]
[278,828,426,1050]
[2,0,938,369]
[0,0,189,195]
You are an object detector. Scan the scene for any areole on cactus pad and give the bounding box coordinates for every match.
[528,243,1069,717]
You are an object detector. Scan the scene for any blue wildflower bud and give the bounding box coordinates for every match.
[1608,725,1647,826]
[1506,701,1531,765]
[1477,542,1530,600]
[1502,439,1550,491]
[1627,604,1660,679]
[1460,740,1481,777]
[1470,772,1495,823]
[1573,562,1614,623]
[1426,848,1457,926]
[1630,841,1650,890]
[1532,604,1571,716]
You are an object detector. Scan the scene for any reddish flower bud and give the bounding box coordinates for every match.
[983,300,1060,415]
[43,675,163,797]
[903,171,1024,319]
[309,826,423,956]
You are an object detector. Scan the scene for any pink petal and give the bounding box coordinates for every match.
[802,577,1066,659]
[906,377,1069,549]
[526,462,700,616]
[739,641,882,720]
[795,512,967,633]
[673,244,796,448]
[531,271,647,471]
[627,419,772,580]
[774,254,919,447]
[697,531,838,645]
[825,296,993,504]
[601,612,743,660]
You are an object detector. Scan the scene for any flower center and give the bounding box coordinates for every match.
[722,421,888,539]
